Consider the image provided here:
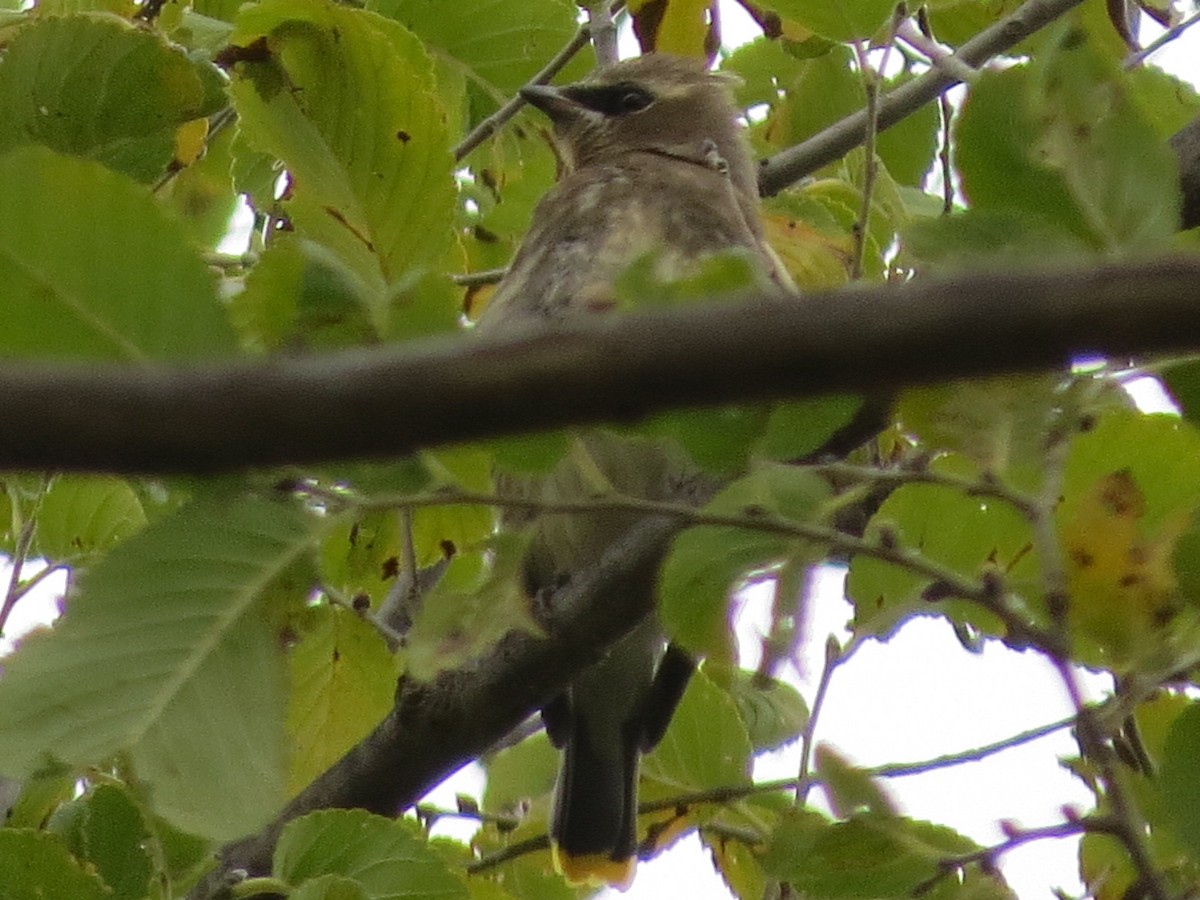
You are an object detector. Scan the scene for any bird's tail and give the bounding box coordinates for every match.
[550,718,640,891]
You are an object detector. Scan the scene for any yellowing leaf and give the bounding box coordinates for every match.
[1061,468,1185,664]
[173,117,209,167]
[761,212,850,290]
[630,0,717,58]
[287,605,399,794]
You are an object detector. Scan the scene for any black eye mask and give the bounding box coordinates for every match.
[561,82,656,117]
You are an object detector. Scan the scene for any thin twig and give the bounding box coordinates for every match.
[588,2,620,67]
[469,710,1082,874]
[805,460,1040,519]
[759,0,1088,195]
[795,635,848,806]
[466,834,550,874]
[917,7,957,215]
[0,517,36,637]
[849,7,904,280]
[452,8,606,163]
[895,17,982,85]
[869,713,1075,779]
[451,267,506,287]
[414,803,520,829]
[399,506,419,608]
[912,818,1089,895]
[1124,8,1200,68]
[637,710,1076,813]
[315,480,1058,647]
[310,484,1002,607]
[6,563,66,608]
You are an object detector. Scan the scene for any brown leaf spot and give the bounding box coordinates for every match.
[1099,469,1143,518]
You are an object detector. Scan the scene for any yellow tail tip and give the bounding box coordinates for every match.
[552,846,637,891]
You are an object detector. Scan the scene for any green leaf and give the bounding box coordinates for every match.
[925,0,1023,47]
[1162,359,1200,425]
[958,35,1180,254]
[763,813,978,897]
[482,731,558,815]
[719,666,809,752]
[35,475,146,564]
[1061,411,1200,539]
[1160,702,1200,864]
[763,0,895,41]
[287,605,400,795]
[0,145,233,360]
[643,666,752,791]
[875,72,940,189]
[1026,23,1181,252]
[414,445,495,565]
[0,14,224,182]
[292,875,372,900]
[54,784,153,900]
[1080,830,1136,900]
[1125,65,1200,141]
[488,431,571,476]
[230,237,376,352]
[759,191,854,291]
[902,209,1091,270]
[846,454,1036,640]
[404,536,539,680]
[319,508,401,607]
[762,46,861,152]
[1057,411,1200,665]
[898,374,1063,482]
[660,464,830,660]
[146,812,214,891]
[0,829,111,900]
[228,0,456,333]
[641,405,769,475]
[4,762,76,829]
[367,0,586,100]
[0,495,327,840]
[722,37,805,116]
[814,745,896,819]
[756,395,866,462]
[956,67,1094,243]
[160,123,241,250]
[274,809,468,900]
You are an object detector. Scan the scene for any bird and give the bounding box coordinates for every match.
[474,53,792,890]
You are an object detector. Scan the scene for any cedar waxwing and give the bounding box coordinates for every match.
[476,54,790,889]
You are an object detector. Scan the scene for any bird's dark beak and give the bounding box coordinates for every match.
[519,84,580,124]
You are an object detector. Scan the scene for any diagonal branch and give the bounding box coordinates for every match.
[758,0,1086,195]
[186,515,681,900]
[3,257,1200,475]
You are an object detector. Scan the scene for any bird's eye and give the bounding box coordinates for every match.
[617,89,653,113]
[565,83,656,117]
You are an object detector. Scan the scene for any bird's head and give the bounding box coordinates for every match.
[520,54,758,200]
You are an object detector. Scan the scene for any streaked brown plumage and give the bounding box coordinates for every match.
[475,53,790,890]
[478,54,790,330]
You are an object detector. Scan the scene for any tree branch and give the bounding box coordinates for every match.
[758,0,1086,194]
[5,257,1200,475]
[186,515,680,899]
